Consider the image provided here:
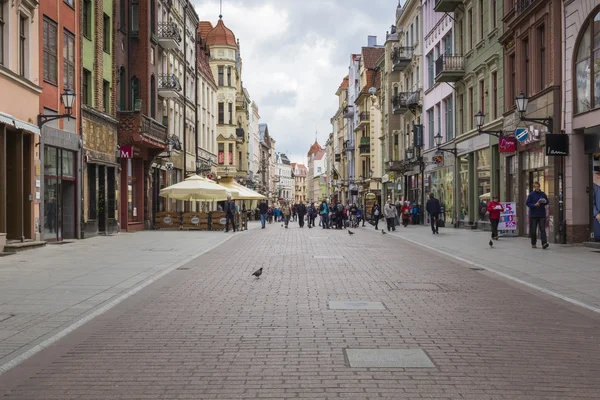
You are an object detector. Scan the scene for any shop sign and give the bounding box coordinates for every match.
[515,128,529,143]
[545,134,569,156]
[191,216,200,224]
[499,137,517,153]
[413,125,424,148]
[119,146,133,158]
[498,202,517,231]
[382,174,389,183]
[433,154,443,165]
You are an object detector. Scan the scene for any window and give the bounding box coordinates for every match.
[43,17,58,84]
[0,2,4,65]
[538,25,546,91]
[118,67,126,110]
[103,14,111,53]
[227,66,231,86]
[228,103,232,124]
[19,16,27,76]
[509,53,516,107]
[64,0,75,6]
[457,20,463,55]
[88,164,97,219]
[218,66,224,86]
[479,79,485,115]
[150,75,155,118]
[491,0,497,30]
[479,0,484,40]
[427,53,434,88]
[415,16,418,42]
[458,94,464,135]
[492,72,498,120]
[523,38,529,96]
[83,69,91,105]
[103,80,110,113]
[218,143,224,164]
[468,87,474,130]
[228,143,233,165]
[131,76,139,104]
[63,30,75,90]
[83,0,91,38]
[427,108,434,148]
[218,102,224,124]
[150,1,155,34]
[574,10,600,113]
[468,9,473,50]
[445,97,454,141]
[131,0,139,34]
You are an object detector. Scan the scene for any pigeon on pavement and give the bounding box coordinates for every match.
[348,230,355,235]
[489,240,493,248]
[382,230,387,235]
[252,268,263,278]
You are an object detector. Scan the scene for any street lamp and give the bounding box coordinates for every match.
[38,89,76,127]
[515,91,553,132]
[406,147,414,159]
[475,111,503,138]
[434,133,457,156]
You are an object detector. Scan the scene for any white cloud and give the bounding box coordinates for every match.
[192,0,393,164]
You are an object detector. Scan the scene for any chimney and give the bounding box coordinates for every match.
[368,36,377,47]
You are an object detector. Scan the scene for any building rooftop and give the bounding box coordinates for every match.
[204,18,238,47]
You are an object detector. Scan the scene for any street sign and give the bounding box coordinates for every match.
[515,128,529,143]
[413,125,424,148]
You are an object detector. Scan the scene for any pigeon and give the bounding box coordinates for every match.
[252,268,263,278]
[348,230,355,235]
[382,230,387,235]
[489,240,493,248]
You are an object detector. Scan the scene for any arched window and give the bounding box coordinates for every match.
[150,74,156,119]
[118,67,126,111]
[131,76,139,109]
[575,8,600,113]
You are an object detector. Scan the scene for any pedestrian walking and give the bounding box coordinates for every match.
[526,182,549,249]
[308,202,317,228]
[487,195,504,240]
[426,193,441,234]
[258,200,268,229]
[292,204,298,222]
[401,201,411,227]
[384,199,397,232]
[297,201,307,228]
[372,202,381,230]
[282,202,291,228]
[225,195,236,232]
[411,203,420,225]
[319,200,329,229]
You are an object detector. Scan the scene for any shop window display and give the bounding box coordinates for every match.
[477,149,491,221]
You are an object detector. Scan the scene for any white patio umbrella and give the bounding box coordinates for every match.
[159,174,238,201]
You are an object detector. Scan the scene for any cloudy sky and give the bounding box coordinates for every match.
[192,0,397,165]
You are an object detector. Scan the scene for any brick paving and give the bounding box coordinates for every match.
[1,223,600,399]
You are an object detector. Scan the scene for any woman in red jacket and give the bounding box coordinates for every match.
[487,195,504,240]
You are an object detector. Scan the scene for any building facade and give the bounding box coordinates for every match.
[80,0,119,238]
[499,0,561,242]
[275,153,292,201]
[116,0,169,231]
[307,140,323,203]
[258,123,272,197]
[564,0,600,242]
[0,0,42,245]
[292,163,307,204]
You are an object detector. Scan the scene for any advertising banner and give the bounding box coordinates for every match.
[499,136,517,153]
[498,202,517,230]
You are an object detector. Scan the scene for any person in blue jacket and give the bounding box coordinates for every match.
[525,181,549,249]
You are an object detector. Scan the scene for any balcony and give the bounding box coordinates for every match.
[343,104,354,118]
[358,111,370,126]
[434,0,462,13]
[156,22,181,49]
[236,128,245,142]
[391,47,414,71]
[141,114,168,146]
[516,0,538,14]
[343,139,355,152]
[158,74,182,98]
[435,55,465,83]
[359,137,370,155]
[118,111,168,149]
[335,153,341,162]
[391,92,419,114]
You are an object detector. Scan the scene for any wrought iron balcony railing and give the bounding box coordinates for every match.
[359,111,370,122]
[158,74,182,93]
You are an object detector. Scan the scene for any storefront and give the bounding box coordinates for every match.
[43,145,77,241]
[429,165,455,225]
[476,148,492,223]
[585,132,600,241]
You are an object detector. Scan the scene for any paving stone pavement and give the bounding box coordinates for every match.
[384,224,600,310]
[1,222,600,399]
[0,228,251,371]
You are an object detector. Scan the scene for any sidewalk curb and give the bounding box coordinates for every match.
[0,232,239,376]
[391,233,600,315]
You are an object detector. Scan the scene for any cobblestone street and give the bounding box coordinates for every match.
[1,224,599,399]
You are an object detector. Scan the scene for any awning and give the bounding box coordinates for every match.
[159,174,238,201]
[218,177,266,200]
[0,112,40,135]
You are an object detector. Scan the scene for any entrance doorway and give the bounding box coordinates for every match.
[44,146,77,241]
[5,130,32,240]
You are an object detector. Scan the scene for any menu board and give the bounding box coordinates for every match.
[498,202,517,230]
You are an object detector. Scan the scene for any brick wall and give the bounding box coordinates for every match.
[94,0,104,110]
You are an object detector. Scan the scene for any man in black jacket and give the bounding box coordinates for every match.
[426,193,442,234]
[258,200,268,229]
[225,195,236,232]
[296,201,307,228]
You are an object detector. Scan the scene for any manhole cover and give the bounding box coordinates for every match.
[0,314,15,323]
[328,301,386,310]
[344,349,435,368]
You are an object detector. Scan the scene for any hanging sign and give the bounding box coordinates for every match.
[119,146,133,158]
[498,202,517,230]
[545,134,569,156]
[515,128,529,143]
[499,136,517,153]
[433,154,444,165]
